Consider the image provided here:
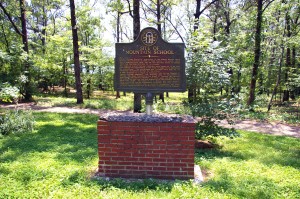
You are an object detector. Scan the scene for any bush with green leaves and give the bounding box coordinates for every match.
[195,120,238,140]
[0,109,35,136]
[191,96,239,139]
[187,31,239,139]
[0,82,20,103]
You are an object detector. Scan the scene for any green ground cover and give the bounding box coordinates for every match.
[34,92,134,111]
[0,112,299,198]
[33,92,299,124]
[34,92,191,114]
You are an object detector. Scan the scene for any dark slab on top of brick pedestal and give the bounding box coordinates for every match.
[99,112,196,123]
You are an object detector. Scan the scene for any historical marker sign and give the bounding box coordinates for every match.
[114,27,186,93]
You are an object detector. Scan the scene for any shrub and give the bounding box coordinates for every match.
[195,119,239,140]
[0,82,20,103]
[191,96,240,139]
[186,31,239,139]
[0,109,35,136]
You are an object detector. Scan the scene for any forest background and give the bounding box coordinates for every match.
[0,0,299,126]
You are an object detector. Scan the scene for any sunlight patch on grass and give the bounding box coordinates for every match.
[196,131,300,199]
[33,92,190,114]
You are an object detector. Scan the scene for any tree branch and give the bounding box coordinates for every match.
[141,0,156,15]
[165,16,185,46]
[126,0,133,17]
[194,0,220,18]
[0,17,10,52]
[177,16,187,35]
[204,13,214,22]
[0,2,23,36]
[262,0,275,13]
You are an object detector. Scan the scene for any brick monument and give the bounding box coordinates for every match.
[97,27,195,180]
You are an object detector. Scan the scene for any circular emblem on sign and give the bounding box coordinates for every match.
[141,29,158,46]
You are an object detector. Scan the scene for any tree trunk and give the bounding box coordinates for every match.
[247,0,263,106]
[188,0,201,103]
[157,0,161,33]
[290,47,296,100]
[86,65,91,99]
[213,14,218,41]
[282,12,291,102]
[116,12,121,99]
[70,0,83,104]
[41,3,47,54]
[19,0,32,101]
[268,45,284,111]
[222,1,235,97]
[267,47,276,96]
[157,0,164,103]
[63,58,68,97]
[193,0,201,30]
[133,0,141,112]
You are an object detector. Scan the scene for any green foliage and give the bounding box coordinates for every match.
[196,120,238,140]
[187,37,232,93]
[0,109,35,136]
[190,96,238,121]
[0,82,19,103]
[191,96,239,139]
[187,28,239,138]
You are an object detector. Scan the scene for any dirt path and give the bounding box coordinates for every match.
[217,120,299,138]
[1,103,299,138]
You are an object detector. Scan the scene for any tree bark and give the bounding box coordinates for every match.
[116,12,121,99]
[290,47,296,100]
[41,4,47,54]
[70,0,83,104]
[20,4,28,52]
[157,0,162,33]
[133,0,141,112]
[63,58,68,97]
[19,0,32,101]
[266,47,276,96]
[247,0,263,106]
[157,0,164,102]
[268,45,284,111]
[282,12,291,102]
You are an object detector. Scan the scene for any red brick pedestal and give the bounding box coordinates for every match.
[97,120,195,180]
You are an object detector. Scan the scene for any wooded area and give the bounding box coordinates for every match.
[1,1,300,196]
[0,0,299,113]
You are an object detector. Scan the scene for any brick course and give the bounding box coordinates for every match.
[97,120,195,180]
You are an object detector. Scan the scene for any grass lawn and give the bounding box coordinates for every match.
[33,92,300,124]
[0,112,299,198]
[33,92,191,114]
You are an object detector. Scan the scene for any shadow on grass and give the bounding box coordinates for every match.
[94,178,177,192]
[195,148,243,162]
[0,113,99,165]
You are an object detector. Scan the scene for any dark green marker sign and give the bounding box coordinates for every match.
[114,27,186,93]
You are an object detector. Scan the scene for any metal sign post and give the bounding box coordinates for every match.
[145,92,154,115]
